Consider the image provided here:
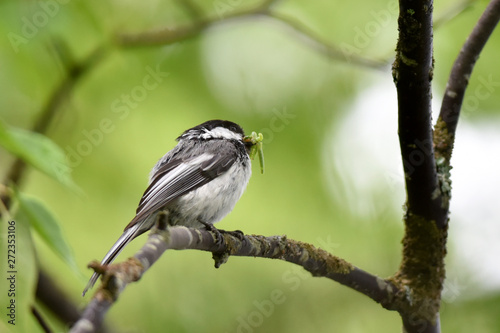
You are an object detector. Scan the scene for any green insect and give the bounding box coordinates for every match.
[243,132,265,174]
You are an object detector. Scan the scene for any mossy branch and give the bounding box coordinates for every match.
[434,0,500,212]
[391,213,448,333]
[392,1,500,332]
[393,1,445,332]
[71,225,401,333]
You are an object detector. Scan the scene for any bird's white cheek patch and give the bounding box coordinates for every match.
[201,127,242,140]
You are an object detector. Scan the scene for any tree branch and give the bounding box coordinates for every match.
[0,41,107,331]
[392,1,449,332]
[393,0,446,228]
[175,0,206,22]
[0,43,105,210]
[36,270,81,326]
[433,0,476,30]
[436,0,500,160]
[71,226,401,333]
[265,11,387,69]
[117,0,275,46]
[117,0,386,69]
[31,306,53,333]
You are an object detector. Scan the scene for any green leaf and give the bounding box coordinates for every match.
[0,120,80,193]
[16,192,81,275]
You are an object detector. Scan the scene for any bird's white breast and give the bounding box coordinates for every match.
[173,159,251,227]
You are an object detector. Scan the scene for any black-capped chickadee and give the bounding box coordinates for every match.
[83,120,258,296]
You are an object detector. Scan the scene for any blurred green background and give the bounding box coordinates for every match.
[1,0,500,332]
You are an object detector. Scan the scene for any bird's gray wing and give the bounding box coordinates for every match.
[125,152,237,230]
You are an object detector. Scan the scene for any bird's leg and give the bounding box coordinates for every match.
[198,221,228,267]
[198,221,247,268]
[198,220,225,247]
[154,211,170,231]
[198,220,246,242]
[209,230,246,268]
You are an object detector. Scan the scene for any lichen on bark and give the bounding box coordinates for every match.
[433,117,454,210]
[433,117,454,163]
[390,213,447,323]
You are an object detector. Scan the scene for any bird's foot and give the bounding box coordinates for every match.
[209,230,246,268]
[199,221,225,247]
[198,221,247,268]
[222,229,246,241]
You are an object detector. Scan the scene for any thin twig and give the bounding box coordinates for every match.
[175,0,205,22]
[36,270,116,331]
[118,0,275,46]
[437,0,500,158]
[118,1,385,69]
[265,11,387,69]
[0,44,105,210]
[31,306,53,333]
[71,226,400,333]
[433,0,476,29]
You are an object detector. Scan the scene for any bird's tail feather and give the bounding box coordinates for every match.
[82,223,142,296]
